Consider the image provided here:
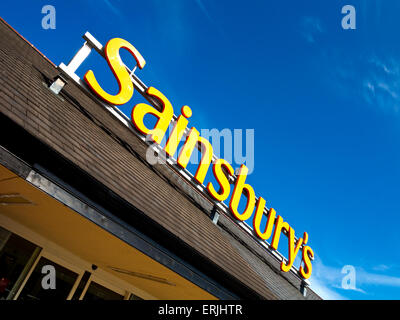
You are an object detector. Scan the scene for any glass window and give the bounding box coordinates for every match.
[0,228,39,300]
[83,281,124,301]
[18,257,78,300]
[129,293,143,300]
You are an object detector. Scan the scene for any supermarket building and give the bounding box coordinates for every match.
[0,18,321,300]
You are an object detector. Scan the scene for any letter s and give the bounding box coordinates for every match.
[84,38,146,105]
[299,245,314,279]
[207,158,234,202]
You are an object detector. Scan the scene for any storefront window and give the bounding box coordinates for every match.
[0,227,40,300]
[18,257,78,300]
[83,281,124,300]
[129,293,143,300]
[0,226,143,301]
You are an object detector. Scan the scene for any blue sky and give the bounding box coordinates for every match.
[2,0,400,300]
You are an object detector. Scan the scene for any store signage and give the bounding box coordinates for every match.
[83,38,314,279]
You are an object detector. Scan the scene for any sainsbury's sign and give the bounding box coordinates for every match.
[82,37,314,280]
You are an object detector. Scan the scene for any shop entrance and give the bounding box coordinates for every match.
[0,162,216,300]
[0,226,137,300]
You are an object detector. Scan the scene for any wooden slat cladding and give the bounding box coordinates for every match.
[217,215,321,300]
[0,19,280,299]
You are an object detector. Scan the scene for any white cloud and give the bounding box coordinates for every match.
[361,57,400,113]
[193,0,225,37]
[194,0,212,22]
[309,256,353,300]
[102,0,122,16]
[372,264,391,272]
[357,269,400,287]
[333,54,400,114]
[368,56,399,76]
[309,277,347,300]
[310,256,400,299]
[300,16,324,44]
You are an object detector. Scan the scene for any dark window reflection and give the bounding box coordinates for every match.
[83,281,124,300]
[129,293,143,300]
[0,230,38,300]
[18,257,78,300]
